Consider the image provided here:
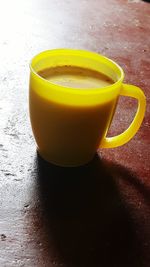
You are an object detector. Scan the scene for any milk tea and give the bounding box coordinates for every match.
[30,66,116,166]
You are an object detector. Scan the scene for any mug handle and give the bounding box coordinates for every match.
[100,84,146,148]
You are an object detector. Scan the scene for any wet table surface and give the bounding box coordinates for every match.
[0,0,150,266]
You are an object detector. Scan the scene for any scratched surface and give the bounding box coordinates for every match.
[0,0,150,266]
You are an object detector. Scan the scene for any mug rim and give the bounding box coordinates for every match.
[30,48,124,94]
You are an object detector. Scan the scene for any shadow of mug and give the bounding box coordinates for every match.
[33,153,145,267]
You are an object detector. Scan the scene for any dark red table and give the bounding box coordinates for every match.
[0,0,150,266]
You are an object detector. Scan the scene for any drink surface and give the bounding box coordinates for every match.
[38,66,113,89]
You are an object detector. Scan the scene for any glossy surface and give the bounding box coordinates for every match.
[30,49,122,166]
[0,0,150,266]
[30,49,146,165]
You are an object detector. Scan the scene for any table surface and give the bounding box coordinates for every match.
[0,0,150,266]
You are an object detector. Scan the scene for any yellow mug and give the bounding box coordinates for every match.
[29,49,146,167]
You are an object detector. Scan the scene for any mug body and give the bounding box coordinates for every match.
[29,49,124,166]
